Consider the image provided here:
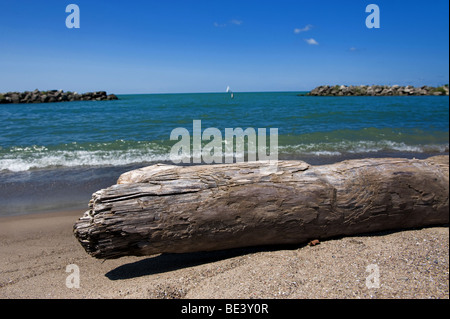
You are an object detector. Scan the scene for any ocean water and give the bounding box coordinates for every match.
[0,92,448,216]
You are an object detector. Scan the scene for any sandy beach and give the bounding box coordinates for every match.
[1,0,448,305]
[0,210,448,299]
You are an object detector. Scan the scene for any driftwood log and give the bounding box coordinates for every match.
[74,156,449,259]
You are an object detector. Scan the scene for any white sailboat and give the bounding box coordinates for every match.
[226,86,234,99]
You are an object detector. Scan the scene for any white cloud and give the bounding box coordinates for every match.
[305,38,319,45]
[349,47,357,51]
[294,24,313,33]
[214,22,226,27]
[214,19,243,27]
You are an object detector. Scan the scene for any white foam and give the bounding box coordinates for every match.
[0,149,172,172]
[278,140,449,155]
[1,140,448,172]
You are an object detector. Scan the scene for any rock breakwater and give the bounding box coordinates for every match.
[0,89,118,104]
[307,85,449,96]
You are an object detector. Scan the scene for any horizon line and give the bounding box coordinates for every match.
[114,90,309,95]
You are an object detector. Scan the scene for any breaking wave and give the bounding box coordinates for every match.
[0,139,447,172]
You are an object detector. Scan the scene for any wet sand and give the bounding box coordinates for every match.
[0,210,448,299]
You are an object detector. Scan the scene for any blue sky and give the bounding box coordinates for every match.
[0,0,448,94]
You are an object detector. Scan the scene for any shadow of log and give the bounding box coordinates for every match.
[105,243,303,280]
[104,225,448,281]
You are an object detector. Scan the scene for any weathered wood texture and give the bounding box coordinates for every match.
[74,156,449,259]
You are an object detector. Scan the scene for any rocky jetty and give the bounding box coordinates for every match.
[307,84,449,96]
[0,89,118,104]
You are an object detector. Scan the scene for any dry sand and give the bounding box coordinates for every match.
[0,210,448,299]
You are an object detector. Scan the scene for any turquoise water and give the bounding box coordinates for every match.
[0,92,448,172]
[0,92,448,215]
